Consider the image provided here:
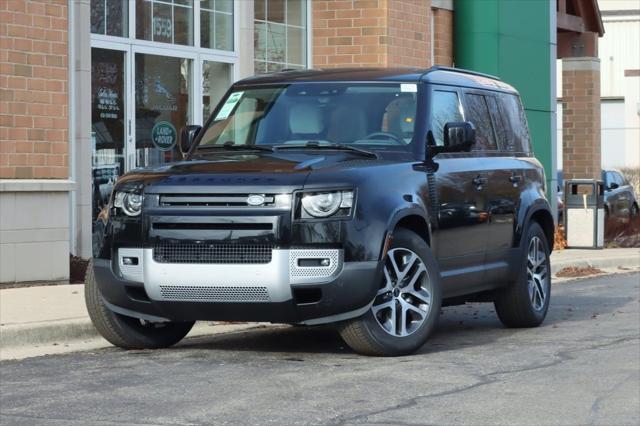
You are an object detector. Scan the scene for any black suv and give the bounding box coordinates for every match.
[87,67,554,356]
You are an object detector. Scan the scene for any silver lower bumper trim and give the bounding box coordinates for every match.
[117,248,344,303]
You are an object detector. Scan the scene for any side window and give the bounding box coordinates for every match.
[498,94,532,153]
[615,172,625,186]
[430,90,463,146]
[464,93,498,152]
[605,172,615,187]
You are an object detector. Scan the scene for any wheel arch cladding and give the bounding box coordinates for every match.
[394,214,431,246]
[530,209,555,252]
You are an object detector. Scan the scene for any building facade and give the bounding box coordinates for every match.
[556,0,640,171]
[1,0,454,283]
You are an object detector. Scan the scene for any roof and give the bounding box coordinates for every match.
[236,67,519,94]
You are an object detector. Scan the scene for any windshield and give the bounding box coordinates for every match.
[197,83,418,150]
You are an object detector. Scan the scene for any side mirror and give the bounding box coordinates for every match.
[609,182,619,190]
[443,122,475,152]
[180,125,202,155]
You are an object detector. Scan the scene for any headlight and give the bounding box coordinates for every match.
[300,190,354,218]
[113,191,143,217]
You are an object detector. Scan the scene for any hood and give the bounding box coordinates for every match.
[116,151,402,193]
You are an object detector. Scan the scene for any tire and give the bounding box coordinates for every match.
[339,228,442,356]
[630,203,638,219]
[85,261,195,349]
[494,222,551,328]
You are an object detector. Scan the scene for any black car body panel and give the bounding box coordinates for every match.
[93,67,554,325]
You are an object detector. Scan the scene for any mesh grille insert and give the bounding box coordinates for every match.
[153,244,273,264]
[159,285,270,302]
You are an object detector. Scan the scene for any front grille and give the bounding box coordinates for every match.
[159,285,270,302]
[153,244,273,264]
[159,193,276,207]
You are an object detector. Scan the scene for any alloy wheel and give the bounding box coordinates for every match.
[527,236,549,311]
[372,248,432,337]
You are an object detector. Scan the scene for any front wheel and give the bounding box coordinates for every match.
[339,229,442,356]
[494,222,551,327]
[85,262,195,349]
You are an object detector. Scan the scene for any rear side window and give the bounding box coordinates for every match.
[464,93,498,152]
[498,94,532,153]
[430,90,463,146]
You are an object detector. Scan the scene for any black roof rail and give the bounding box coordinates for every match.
[427,66,501,81]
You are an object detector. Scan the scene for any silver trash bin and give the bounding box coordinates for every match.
[564,179,605,249]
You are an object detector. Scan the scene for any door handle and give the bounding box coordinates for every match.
[472,176,487,190]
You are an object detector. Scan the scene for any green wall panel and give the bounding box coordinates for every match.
[455,0,556,211]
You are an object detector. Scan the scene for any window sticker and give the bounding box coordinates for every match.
[215,91,244,121]
[401,83,417,93]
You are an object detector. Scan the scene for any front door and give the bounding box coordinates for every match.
[134,52,192,169]
[428,88,490,296]
[91,47,126,219]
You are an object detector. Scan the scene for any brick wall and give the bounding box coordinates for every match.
[432,8,453,66]
[0,0,68,180]
[312,0,432,68]
[562,58,601,180]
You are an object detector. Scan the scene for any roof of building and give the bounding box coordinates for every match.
[236,67,518,94]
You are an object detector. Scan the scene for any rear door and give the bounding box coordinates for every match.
[604,171,625,217]
[428,87,490,295]
[614,171,633,217]
[464,91,528,281]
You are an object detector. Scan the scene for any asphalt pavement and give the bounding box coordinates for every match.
[1,272,639,426]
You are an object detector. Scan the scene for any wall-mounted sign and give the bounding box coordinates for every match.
[151,121,177,151]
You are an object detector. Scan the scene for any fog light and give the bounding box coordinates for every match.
[297,258,331,267]
[122,257,138,266]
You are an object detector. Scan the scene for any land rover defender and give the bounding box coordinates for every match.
[87,67,554,356]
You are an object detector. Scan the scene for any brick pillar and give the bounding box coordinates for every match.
[0,0,69,179]
[312,0,432,68]
[432,7,453,66]
[562,57,601,180]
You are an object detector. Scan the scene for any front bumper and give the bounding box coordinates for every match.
[93,248,381,324]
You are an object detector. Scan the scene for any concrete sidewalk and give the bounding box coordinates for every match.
[1,248,638,360]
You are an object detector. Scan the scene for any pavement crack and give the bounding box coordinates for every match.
[587,371,640,425]
[0,412,197,426]
[324,336,639,426]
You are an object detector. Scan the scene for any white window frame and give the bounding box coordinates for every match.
[90,0,239,172]
[254,0,312,72]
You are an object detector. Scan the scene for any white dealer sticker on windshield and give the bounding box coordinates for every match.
[401,83,417,93]
[215,91,244,121]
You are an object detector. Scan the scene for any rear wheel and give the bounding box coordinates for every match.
[339,229,442,356]
[494,222,551,327]
[85,261,194,349]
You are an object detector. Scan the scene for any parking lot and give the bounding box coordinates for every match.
[1,272,638,426]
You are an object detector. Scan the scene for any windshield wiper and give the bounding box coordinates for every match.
[274,141,379,159]
[197,141,274,152]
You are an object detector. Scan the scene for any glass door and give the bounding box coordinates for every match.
[201,59,232,120]
[91,47,127,219]
[134,52,193,169]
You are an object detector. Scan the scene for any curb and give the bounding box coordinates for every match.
[551,255,640,275]
[1,320,97,347]
[0,320,266,351]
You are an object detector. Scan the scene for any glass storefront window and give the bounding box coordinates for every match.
[202,61,232,119]
[136,0,194,46]
[201,0,234,51]
[135,53,192,168]
[90,0,128,37]
[254,0,307,73]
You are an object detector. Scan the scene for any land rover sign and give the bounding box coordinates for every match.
[151,121,177,151]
